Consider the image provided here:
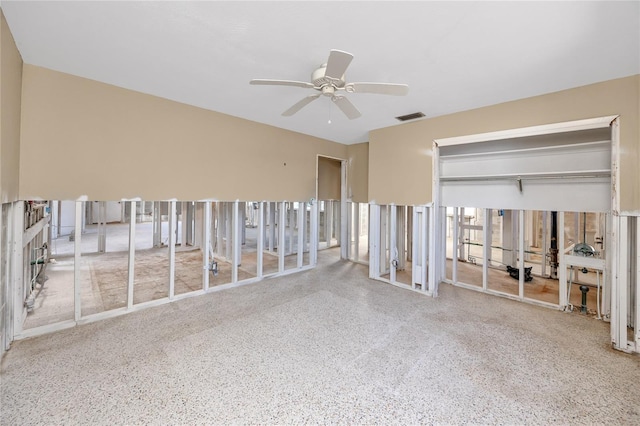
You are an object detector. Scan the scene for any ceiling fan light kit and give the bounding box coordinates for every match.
[250,49,409,120]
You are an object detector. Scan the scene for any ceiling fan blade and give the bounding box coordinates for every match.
[345,82,409,96]
[250,79,315,89]
[282,94,321,116]
[331,96,361,120]
[324,50,354,80]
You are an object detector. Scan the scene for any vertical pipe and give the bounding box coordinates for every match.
[168,201,176,299]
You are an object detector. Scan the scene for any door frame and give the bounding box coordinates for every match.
[316,155,348,260]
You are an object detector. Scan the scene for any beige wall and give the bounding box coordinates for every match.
[347,142,368,203]
[0,10,22,203]
[369,75,640,213]
[19,65,347,202]
[317,156,341,201]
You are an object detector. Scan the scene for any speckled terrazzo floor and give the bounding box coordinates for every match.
[2,249,639,425]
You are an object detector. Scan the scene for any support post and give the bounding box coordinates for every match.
[559,212,567,308]
[12,202,24,337]
[168,201,176,299]
[279,202,286,272]
[74,201,82,321]
[97,201,106,253]
[483,209,490,291]
[127,201,136,309]
[326,200,333,249]
[369,204,380,279]
[203,202,211,291]
[390,204,397,283]
[427,205,436,293]
[412,207,419,289]
[452,208,458,283]
[379,206,387,276]
[518,209,525,299]
[422,206,428,291]
[310,201,318,265]
[269,202,276,252]
[257,202,264,278]
[181,201,187,246]
[340,160,348,259]
[152,201,161,248]
[288,203,295,255]
[615,216,629,350]
[232,201,239,283]
[542,211,548,277]
[214,203,222,257]
[297,202,304,268]
[635,216,640,351]
[353,203,360,262]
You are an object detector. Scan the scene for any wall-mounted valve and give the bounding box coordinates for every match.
[209,260,219,276]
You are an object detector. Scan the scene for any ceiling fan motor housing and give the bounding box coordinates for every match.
[312,63,345,92]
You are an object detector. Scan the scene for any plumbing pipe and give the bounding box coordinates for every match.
[580,285,589,313]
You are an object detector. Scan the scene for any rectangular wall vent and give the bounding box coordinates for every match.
[395,112,425,122]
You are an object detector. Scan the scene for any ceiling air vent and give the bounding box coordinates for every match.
[395,112,425,122]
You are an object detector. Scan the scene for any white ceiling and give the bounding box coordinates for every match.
[2,1,639,145]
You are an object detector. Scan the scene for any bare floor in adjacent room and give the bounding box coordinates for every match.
[23,222,306,329]
[3,248,639,425]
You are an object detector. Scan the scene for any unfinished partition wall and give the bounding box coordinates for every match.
[369,204,431,293]
[435,116,639,354]
[79,201,128,316]
[1,202,16,353]
[262,202,279,276]
[613,215,640,353]
[317,155,346,257]
[133,201,170,304]
[10,199,318,340]
[347,202,369,264]
[174,202,205,296]
[318,200,340,250]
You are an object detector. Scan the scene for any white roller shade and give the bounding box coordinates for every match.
[438,127,611,212]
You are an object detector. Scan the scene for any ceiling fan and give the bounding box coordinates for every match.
[250,49,409,120]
